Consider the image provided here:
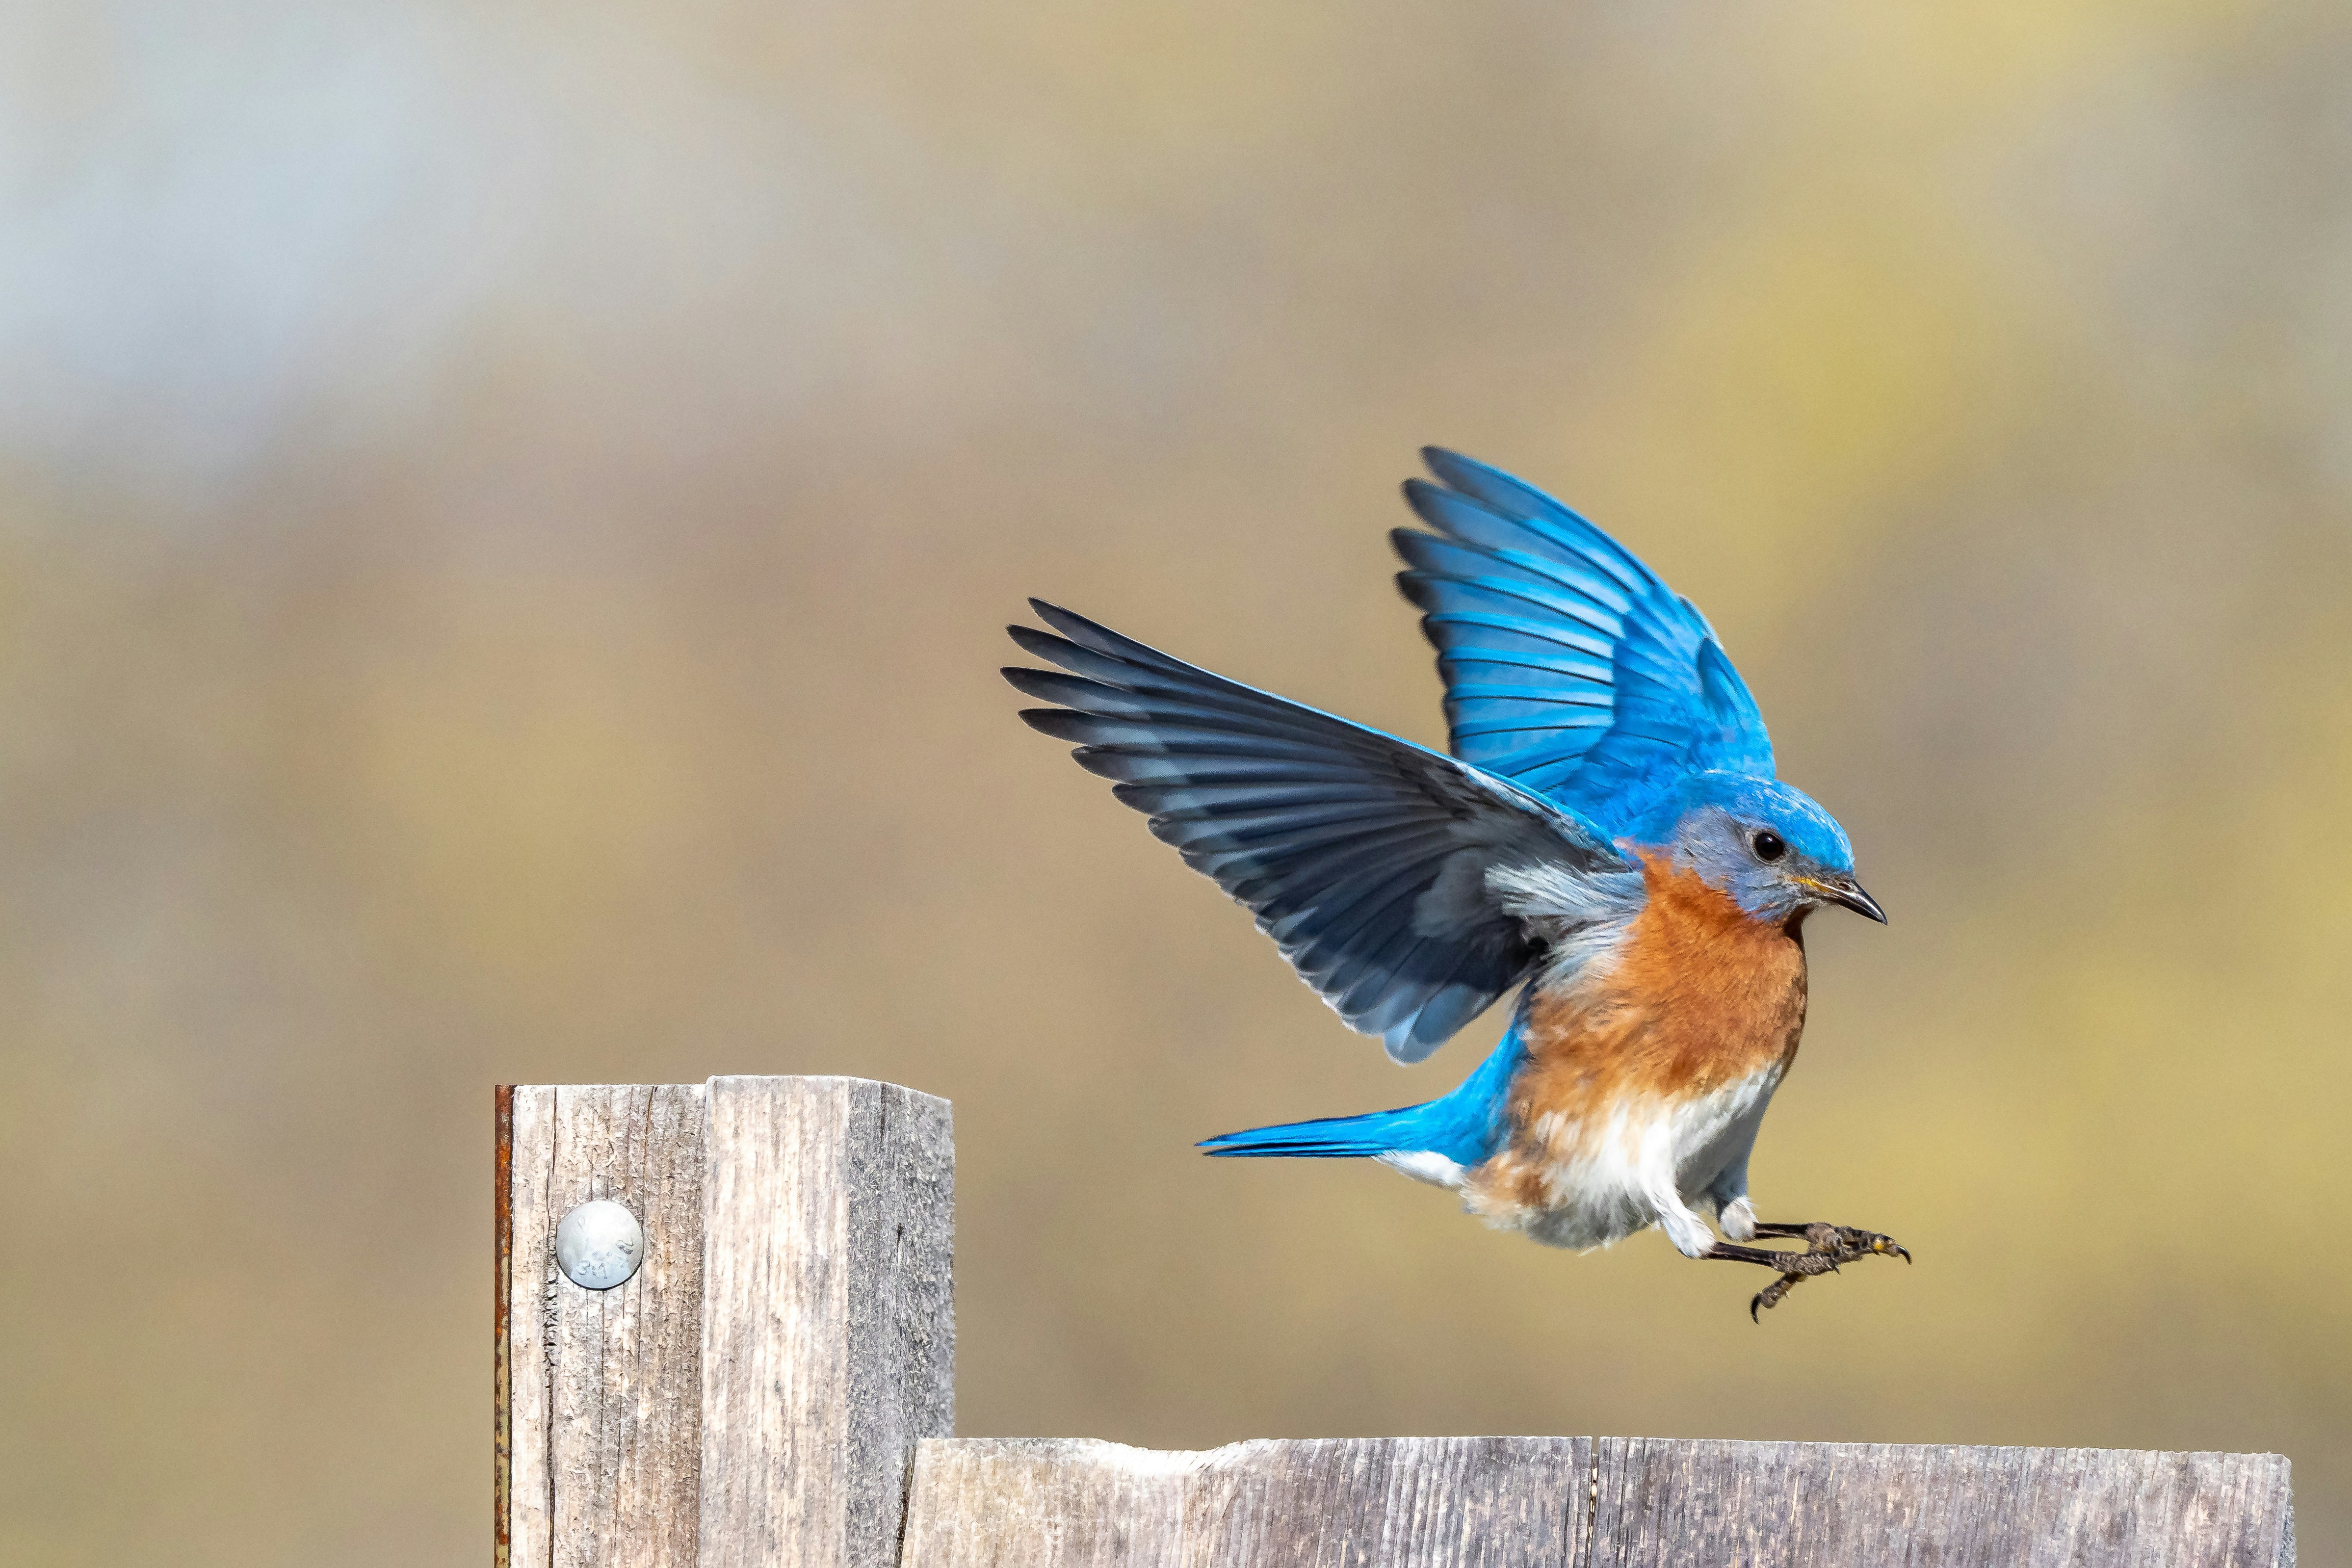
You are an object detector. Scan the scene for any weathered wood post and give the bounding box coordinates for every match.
[496,1077,2294,1567]
[495,1077,953,1568]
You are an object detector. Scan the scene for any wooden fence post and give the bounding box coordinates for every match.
[496,1077,2293,1567]
[494,1077,954,1568]
[698,1077,956,1568]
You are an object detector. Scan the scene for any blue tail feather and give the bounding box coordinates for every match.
[1196,1104,1436,1159]
[1199,1022,1524,1167]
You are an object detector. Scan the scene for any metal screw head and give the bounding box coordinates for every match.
[555,1200,645,1290]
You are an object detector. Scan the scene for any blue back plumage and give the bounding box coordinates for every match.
[1395,448,1777,834]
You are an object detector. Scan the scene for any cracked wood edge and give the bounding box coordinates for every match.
[1587,1437,2295,1568]
[696,1076,956,1568]
[899,1437,1587,1568]
[506,1084,709,1568]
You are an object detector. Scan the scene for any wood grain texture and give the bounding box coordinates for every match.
[696,1075,955,1568]
[495,1085,515,1568]
[1589,1437,2295,1568]
[899,1437,1588,1568]
[490,1084,2295,1568]
[506,1083,709,1568]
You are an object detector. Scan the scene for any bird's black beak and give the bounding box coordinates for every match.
[1812,876,1887,923]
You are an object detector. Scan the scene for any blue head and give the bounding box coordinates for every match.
[1628,772,1885,926]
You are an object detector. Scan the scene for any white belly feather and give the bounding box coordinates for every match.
[1441,1063,1788,1256]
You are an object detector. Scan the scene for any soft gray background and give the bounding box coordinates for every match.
[1,2,2347,1562]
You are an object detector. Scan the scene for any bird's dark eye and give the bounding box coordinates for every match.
[1751,830,1787,863]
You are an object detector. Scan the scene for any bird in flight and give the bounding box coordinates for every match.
[1003,449,1903,1317]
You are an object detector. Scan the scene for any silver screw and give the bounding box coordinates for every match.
[555,1199,645,1290]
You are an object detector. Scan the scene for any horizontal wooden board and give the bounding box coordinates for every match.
[900,1437,1588,1568]
[903,1436,2292,1567]
[1590,1437,2294,1568]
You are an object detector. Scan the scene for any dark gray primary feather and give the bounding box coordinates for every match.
[1004,600,1635,1063]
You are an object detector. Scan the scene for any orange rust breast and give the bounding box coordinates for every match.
[1511,852,1809,1125]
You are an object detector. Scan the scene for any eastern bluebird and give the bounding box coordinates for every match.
[1004,449,1903,1318]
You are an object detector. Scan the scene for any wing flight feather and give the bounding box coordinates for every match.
[1005,601,1639,1063]
[1395,448,1776,823]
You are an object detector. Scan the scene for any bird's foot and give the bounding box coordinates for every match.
[1752,1220,1911,1264]
[1701,1223,1909,1321]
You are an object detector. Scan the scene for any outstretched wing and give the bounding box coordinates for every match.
[1004,601,1638,1064]
[1392,448,1775,826]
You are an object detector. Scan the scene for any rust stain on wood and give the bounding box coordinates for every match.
[494,1084,514,1568]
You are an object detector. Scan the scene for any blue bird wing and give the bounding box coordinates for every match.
[1393,448,1775,825]
[1005,601,1639,1064]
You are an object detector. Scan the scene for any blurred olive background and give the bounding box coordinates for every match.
[2,1,2349,1563]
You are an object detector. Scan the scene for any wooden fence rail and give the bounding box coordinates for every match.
[494,1078,2294,1567]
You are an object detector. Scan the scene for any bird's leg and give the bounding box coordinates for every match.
[1702,1223,1910,1321]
